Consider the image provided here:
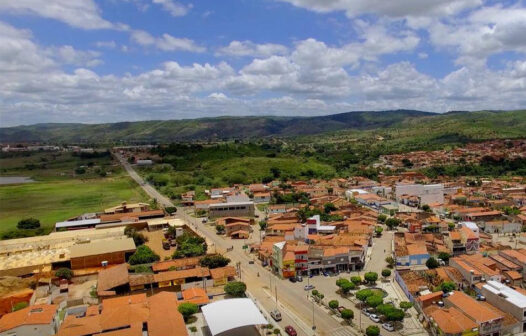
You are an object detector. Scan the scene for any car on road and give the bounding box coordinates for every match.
[284,326,297,336]
[370,314,381,323]
[270,310,282,321]
[289,277,297,283]
[382,322,395,332]
[296,276,303,282]
[304,285,315,291]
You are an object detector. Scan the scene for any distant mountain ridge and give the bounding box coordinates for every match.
[0,109,524,144]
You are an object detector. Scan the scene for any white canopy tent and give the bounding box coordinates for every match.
[201,298,268,335]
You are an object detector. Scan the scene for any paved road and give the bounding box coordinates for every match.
[114,153,354,336]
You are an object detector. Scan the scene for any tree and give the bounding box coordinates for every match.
[366,295,383,308]
[124,226,148,246]
[199,255,231,269]
[399,301,413,311]
[421,204,431,212]
[311,289,319,297]
[385,308,405,321]
[328,300,339,309]
[215,224,225,234]
[17,218,40,230]
[128,245,160,265]
[440,281,456,293]
[324,203,337,214]
[273,328,281,335]
[75,167,86,174]
[377,214,387,223]
[55,267,73,280]
[364,272,378,284]
[178,302,198,322]
[382,269,391,277]
[385,256,395,268]
[350,276,362,285]
[340,308,354,322]
[224,281,246,297]
[341,281,356,294]
[356,289,374,303]
[366,325,380,336]
[426,257,439,269]
[375,226,383,236]
[165,206,177,215]
[448,222,456,231]
[385,218,401,229]
[438,252,451,263]
[259,220,267,231]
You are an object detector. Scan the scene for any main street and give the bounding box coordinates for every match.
[114,152,355,336]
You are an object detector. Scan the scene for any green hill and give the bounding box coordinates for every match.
[0,109,524,144]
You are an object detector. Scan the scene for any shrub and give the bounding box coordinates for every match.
[364,272,378,283]
[178,302,198,322]
[75,167,86,174]
[55,267,73,280]
[385,217,401,229]
[165,206,177,214]
[224,281,246,297]
[215,224,225,234]
[366,325,380,336]
[426,257,439,269]
[375,226,383,235]
[382,269,391,277]
[438,252,451,262]
[385,308,405,321]
[377,214,387,223]
[128,245,160,265]
[328,300,339,309]
[199,255,230,269]
[341,281,356,294]
[385,256,395,268]
[17,218,40,230]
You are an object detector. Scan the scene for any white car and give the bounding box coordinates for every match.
[361,308,371,316]
[382,323,395,331]
[370,314,381,323]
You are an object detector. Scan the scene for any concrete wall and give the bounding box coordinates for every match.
[0,323,55,336]
[395,184,444,206]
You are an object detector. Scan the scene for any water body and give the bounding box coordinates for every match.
[0,176,35,185]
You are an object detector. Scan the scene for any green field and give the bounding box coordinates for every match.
[0,151,148,238]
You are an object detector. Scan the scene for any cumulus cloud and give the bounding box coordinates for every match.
[216,41,289,58]
[0,0,113,29]
[131,30,205,52]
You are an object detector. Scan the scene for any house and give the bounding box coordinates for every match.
[208,201,255,218]
[209,266,237,286]
[394,233,430,268]
[180,287,210,306]
[482,220,521,234]
[56,292,188,336]
[217,217,253,239]
[253,192,271,203]
[104,201,150,214]
[499,249,526,278]
[272,242,295,278]
[69,237,136,269]
[445,291,503,336]
[0,304,58,336]
[424,306,479,336]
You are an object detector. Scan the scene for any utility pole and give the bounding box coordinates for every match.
[275,284,278,308]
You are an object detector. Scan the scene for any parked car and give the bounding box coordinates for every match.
[284,326,297,336]
[296,276,303,282]
[322,271,329,277]
[382,322,395,332]
[270,310,282,321]
[289,277,297,283]
[476,295,486,301]
[361,308,371,317]
[304,285,315,291]
[170,239,177,247]
[162,239,170,250]
[248,260,255,264]
[370,314,381,323]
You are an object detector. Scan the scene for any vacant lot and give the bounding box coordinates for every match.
[0,176,148,235]
[0,151,149,237]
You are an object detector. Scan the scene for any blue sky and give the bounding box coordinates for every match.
[0,0,525,126]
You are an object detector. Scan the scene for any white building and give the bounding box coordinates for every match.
[482,281,526,334]
[395,183,444,206]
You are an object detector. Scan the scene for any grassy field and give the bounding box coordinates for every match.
[0,151,148,237]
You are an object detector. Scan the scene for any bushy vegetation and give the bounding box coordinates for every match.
[224,281,246,297]
[55,267,73,280]
[17,218,40,230]
[173,233,207,258]
[128,245,160,265]
[199,255,230,269]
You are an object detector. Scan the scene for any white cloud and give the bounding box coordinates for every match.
[47,46,102,67]
[95,41,117,49]
[278,0,481,19]
[131,30,205,52]
[217,41,289,58]
[0,0,113,29]
[152,0,191,17]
